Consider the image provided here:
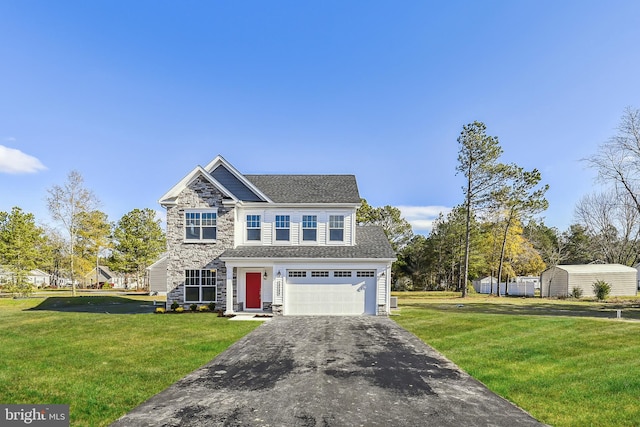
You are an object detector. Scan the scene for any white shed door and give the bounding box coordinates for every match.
[285,275,376,315]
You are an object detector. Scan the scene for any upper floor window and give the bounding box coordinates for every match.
[329,215,344,241]
[246,215,261,241]
[185,269,216,302]
[302,215,317,241]
[275,215,290,241]
[185,210,217,241]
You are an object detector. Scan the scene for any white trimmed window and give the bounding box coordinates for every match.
[302,215,317,241]
[275,215,290,241]
[185,269,216,302]
[247,215,261,241]
[329,215,344,241]
[185,210,217,241]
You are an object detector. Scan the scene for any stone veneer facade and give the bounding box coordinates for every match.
[165,177,235,311]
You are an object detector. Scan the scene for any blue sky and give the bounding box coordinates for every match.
[1,1,639,235]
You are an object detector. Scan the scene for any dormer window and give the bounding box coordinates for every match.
[329,215,344,241]
[247,215,261,241]
[185,210,217,241]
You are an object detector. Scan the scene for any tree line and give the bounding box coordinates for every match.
[0,171,165,296]
[368,108,640,295]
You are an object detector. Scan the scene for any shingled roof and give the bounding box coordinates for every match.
[244,175,361,204]
[221,226,395,260]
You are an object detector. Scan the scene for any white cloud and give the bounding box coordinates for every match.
[398,205,452,235]
[0,145,47,174]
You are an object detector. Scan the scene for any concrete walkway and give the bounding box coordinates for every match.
[111,317,544,426]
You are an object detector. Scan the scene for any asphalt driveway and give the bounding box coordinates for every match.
[111,317,543,426]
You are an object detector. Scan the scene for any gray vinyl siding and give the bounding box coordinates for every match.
[148,257,167,294]
[211,165,263,201]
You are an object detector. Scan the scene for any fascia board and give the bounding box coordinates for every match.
[237,202,360,209]
[158,166,238,205]
[220,256,396,263]
[204,155,273,203]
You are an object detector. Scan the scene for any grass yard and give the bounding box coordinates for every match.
[393,292,640,427]
[0,296,261,426]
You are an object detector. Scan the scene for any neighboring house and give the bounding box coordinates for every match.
[147,255,167,296]
[0,268,50,288]
[159,155,396,315]
[541,264,638,298]
[85,266,125,288]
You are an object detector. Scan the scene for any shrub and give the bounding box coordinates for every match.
[208,301,216,311]
[154,307,165,314]
[189,304,198,312]
[570,287,583,299]
[102,282,113,289]
[170,300,180,311]
[197,305,210,312]
[175,307,184,313]
[592,280,611,301]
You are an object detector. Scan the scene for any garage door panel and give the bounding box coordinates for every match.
[285,280,374,315]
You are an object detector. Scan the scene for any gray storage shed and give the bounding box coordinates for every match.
[541,264,638,298]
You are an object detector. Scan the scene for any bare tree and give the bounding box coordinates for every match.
[587,107,640,214]
[46,170,99,296]
[574,190,640,266]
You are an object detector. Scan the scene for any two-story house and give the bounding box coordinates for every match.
[159,155,396,316]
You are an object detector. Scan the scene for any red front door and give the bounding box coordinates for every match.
[246,272,262,309]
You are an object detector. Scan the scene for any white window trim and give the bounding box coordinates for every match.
[184,209,218,243]
[184,269,217,303]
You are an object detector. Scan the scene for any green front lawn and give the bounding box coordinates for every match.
[393,293,640,427]
[0,297,260,426]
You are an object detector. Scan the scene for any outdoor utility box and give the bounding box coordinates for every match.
[390,296,398,309]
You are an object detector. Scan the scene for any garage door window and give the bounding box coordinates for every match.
[288,271,307,277]
[357,271,375,277]
[311,271,329,277]
[334,271,352,277]
[185,269,216,302]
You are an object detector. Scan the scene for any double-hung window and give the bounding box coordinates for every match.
[185,210,217,241]
[185,269,216,302]
[302,215,317,241]
[275,215,290,241]
[246,215,261,241]
[329,215,344,241]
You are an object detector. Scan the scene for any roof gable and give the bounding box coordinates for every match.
[158,165,238,206]
[204,155,271,202]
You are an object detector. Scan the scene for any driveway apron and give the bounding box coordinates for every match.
[111,317,543,426]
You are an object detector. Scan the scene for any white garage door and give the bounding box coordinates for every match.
[284,272,376,315]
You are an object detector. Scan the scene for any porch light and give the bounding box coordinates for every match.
[263,271,268,280]
[381,271,385,277]
[277,270,281,278]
